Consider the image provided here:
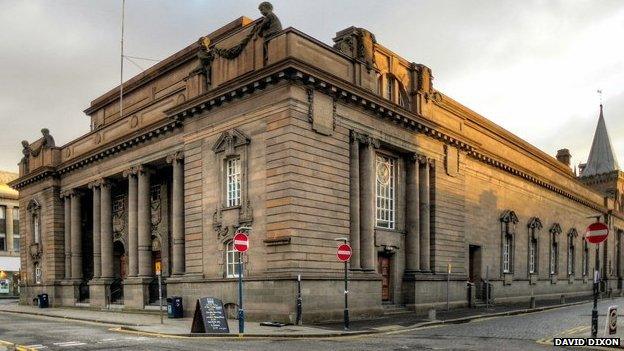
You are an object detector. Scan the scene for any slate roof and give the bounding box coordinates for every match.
[582,104,620,177]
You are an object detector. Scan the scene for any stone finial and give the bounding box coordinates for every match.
[333,27,377,71]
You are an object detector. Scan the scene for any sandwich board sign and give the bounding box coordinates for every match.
[605,305,617,335]
[191,297,230,334]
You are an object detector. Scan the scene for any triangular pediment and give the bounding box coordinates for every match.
[211,129,250,153]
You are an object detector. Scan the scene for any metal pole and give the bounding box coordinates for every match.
[344,259,349,331]
[446,263,450,311]
[592,245,600,338]
[158,273,163,324]
[119,0,125,120]
[296,274,302,325]
[238,253,244,334]
[485,265,490,308]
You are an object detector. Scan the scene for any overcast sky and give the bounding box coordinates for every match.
[1,0,623,173]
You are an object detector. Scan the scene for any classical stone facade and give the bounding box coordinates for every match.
[0,171,20,297]
[10,5,624,322]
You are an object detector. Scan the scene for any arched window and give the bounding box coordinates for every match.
[225,240,242,278]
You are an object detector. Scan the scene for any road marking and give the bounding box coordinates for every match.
[0,338,38,351]
[23,345,47,350]
[536,325,591,346]
[52,341,87,347]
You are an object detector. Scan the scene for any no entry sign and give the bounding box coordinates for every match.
[586,222,609,244]
[337,244,352,262]
[233,232,249,252]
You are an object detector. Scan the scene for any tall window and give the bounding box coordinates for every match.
[0,206,5,251]
[225,240,242,278]
[12,208,19,251]
[550,242,558,275]
[375,154,396,229]
[35,263,42,284]
[385,76,394,100]
[502,234,512,273]
[529,238,537,274]
[568,231,576,276]
[33,213,40,244]
[226,157,241,207]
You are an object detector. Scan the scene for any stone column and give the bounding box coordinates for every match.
[349,131,361,270]
[100,180,114,279]
[62,193,71,279]
[359,137,377,271]
[405,154,420,272]
[168,152,185,276]
[89,182,101,279]
[70,190,83,280]
[419,157,431,272]
[124,168,138,277]
[6,206,13,254]
[137,166,152,277]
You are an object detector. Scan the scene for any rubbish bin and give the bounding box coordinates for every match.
[466,282,475,308]
[167,296,183,318]
[37,293,49,308]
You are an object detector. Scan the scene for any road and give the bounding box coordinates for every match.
[0,298,621,350]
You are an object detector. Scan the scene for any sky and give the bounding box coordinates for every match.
[0,0,623,173]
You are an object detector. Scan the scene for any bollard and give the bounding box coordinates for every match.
[560,294,565,304]
[428,309,436,321]
[530,296,536,309]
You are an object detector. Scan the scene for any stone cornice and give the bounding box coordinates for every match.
[10,59,610,215]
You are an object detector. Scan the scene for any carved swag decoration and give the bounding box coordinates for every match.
[196,2,283,78]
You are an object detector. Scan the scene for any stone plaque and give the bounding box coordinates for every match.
[311,91,334,136]
[445,146,459,176]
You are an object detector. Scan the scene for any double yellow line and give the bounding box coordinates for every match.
[0,339,36,351]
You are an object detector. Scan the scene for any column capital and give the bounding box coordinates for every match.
[166,151,184,164]
[61,189,84,199]
[122,167,138,178]
[136,164,154,176]
[417,155,429,165]
[350,130,380,148]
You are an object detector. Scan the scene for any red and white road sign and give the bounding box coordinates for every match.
[586,222,609,244]
[233,232,249,252]
[337,244,352,262]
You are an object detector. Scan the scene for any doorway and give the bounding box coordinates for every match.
[378,254,392,303]
[468,245,482,283]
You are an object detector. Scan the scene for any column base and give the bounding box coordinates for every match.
[123,277,152,309]
[57,280,82,306]
[88,278,115,308]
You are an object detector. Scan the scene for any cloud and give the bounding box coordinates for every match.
[0,0,623,174]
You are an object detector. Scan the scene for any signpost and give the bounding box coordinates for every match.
[586,220,609,338]
[336,241,351,331]
[155,261,163,324]
[233,229,250,335]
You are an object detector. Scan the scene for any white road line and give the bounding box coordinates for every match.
[24,345,47,350]
[52,341,88,347]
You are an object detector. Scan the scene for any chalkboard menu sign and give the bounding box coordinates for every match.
[191,297,230,334]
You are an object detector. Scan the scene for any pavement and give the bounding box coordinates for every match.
[0,294,608,337]
[1,297,624,350]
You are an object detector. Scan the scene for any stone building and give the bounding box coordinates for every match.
[9,4,624,322]
[0,171,20,297]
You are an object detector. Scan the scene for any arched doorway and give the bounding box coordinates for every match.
[111,241,125,304]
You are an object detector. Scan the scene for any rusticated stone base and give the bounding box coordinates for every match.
[123,277,152,309]
[89,279,114,308]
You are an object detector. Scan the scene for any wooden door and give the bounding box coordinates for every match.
[378,255,391,301]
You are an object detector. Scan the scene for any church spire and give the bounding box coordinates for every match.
[581,103,620,177]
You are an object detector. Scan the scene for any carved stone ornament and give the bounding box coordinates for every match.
[333,27,377,71]
[150,184,162,231]
[212,129,251,155]
[112,193,126,240]
[528,217,543,231]
[550,223,562,236]
[29,243,42,261]
[212,208,229,239]
[500,210,519,235]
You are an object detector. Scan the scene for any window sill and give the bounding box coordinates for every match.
[222,205,242,211]
[550,274,558,284]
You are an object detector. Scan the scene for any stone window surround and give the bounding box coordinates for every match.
[549,223,562,283]
[527,217,542,281]
[375,152,397,230]
[211,128,251,212]
[500,210,518,279]
[567,228,578,277]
